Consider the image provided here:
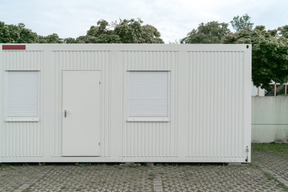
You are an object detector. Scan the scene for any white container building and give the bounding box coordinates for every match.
[0,44,251,163]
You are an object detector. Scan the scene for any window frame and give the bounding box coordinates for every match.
[5,70,40,122]
[127,70,170,122]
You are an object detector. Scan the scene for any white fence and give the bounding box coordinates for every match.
[252,96,288,143]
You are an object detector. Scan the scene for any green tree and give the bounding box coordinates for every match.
[223,26,288,89]
[181,21,230,44]
[82,20,121,43]
[230,14,254,32]
[74,18,164,44]
[75,36,86,43]
[38,33,62,43]
[0,21,62,43]
[64,37,77,43]
[113,19,163,43]
[0,22,38,43]
[279,25,288,38]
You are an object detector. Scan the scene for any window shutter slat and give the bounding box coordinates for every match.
[6,71,39,121]
[128,72,169,118]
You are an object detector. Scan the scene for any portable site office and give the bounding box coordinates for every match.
[0,44,251,163]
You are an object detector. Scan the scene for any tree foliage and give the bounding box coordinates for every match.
[0,22,38,43]
[0,21,62,43]
[1,19,163,44]
[279,25,288,38]
[114,19,163,43]
[66,19,164,44]
[38,33,62,43]
[230,14,254,32]
[223,26,288,89]
[181,21,230,44]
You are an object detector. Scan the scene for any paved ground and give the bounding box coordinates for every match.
[253,150,288,187]
[0,148,288,192]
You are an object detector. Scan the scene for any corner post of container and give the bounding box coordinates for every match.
[0,45,3,163]
[244,44,252,163]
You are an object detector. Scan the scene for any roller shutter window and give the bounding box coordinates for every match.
[6,71,40,121]
[128,71,170,121]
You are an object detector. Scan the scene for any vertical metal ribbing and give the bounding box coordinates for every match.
[3,51,42,159]
[187,51,246,160]
[123,51,176,157]
[51,51,106,157]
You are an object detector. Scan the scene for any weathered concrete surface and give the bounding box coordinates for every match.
[1,155,288,192]
[252,96,288,143]
[253,150,288,187]
[160,165,286,192]
[0,165,47,192]
[28,164,153,192]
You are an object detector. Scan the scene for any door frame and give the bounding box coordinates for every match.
[61,70,102,156]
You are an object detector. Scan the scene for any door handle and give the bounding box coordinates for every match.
[64,110,68,118]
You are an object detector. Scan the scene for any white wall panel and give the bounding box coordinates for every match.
[3,51,42,70]
[3,122,42,158]
[123,50,178,158]
[51,51,109,157]
[1,51,43,159]
[0,51,3,162]
[124,122,177,157]
[0,44,251,163]
[55,51,103,71]
[187,51,246,159]
[124,51,176,70]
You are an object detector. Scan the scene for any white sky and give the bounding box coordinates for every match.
[0,0,287,43]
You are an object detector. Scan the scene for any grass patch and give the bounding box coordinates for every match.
[263,172,276,180]
[128,163,141,168]
[252,143,288,155]
[281,184,288,189]
[251,164,288,189]
[263,172,288,189]
[148,172,155,180]
[75,163,91,167]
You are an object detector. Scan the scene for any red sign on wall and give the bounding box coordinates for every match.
[2,45,26,50]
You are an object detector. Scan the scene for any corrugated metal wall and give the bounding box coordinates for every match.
[187,52,245,159]
[51,51,108,158]
[1,51,43,160]
[0,44,251,163]
[123,51,178,158]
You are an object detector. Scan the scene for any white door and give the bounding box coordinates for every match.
[62,71,101,156]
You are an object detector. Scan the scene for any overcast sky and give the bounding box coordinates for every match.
[1,0,287,43]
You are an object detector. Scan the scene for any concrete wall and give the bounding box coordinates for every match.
[252,96,288,143]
